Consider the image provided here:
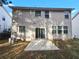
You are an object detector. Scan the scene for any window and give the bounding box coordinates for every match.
[63,26,68,34]
[2,18,5,21]
[36,28,40,38]
[58,26,62,34]
[19,26,25,32]
[65,14,69,19]
[35,10,41,16]
[0,25,1,29]
[36,28,45,38]
[52,26,56,34]
[45,11,49,18]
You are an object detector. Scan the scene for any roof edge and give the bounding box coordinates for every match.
[9,6,74,11]
[72,12,79,20]
[0,6,12,18]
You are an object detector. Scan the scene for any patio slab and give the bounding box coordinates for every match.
[24,40,59,51]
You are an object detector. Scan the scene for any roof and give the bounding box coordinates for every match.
[0,6,11,18]
[72,12,79,20]
[2,6,12,17]
[9,6,74,11]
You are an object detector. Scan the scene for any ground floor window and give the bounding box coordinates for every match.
[58,26,62,34]
[35,28,45,39]
[52,26,56,34]
[19,26,25,33]
[63,26,68,34]
[52,26,68,35]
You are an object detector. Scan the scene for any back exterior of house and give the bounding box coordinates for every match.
[10,6,73,41]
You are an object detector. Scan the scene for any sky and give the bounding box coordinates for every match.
[5,0,79,17]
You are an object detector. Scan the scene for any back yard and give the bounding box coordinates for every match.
[0,39,79,59]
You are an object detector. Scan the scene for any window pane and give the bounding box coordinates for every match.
[45,11,49,15]
[58,26,62,34]
[52,26,56,34]
[41,29,45,38]
[64,26,68,29]
[63,26,68,34]
[45,11,49,18]
[2,18,5,21]
[36,28,45,38]
[52,26,56,29]
[52,30,56,34]
[58,26,62,29]
[65,14,69,19]
[35,11,41,16]
[19,26,25,32]
[58,30,62,34]
[64,30,68,34]
[45,15,49,18]
[36,28,40,38]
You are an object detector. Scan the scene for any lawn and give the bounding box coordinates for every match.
[0,39,79,59]
[0,41,29,59]
[0,39,8,44]
[15,39,79,59]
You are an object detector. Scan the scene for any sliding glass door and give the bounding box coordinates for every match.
[35,28,45,39]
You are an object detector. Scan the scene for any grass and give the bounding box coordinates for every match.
[0,39,79,59]
[0,39,8,44]
[14,39,79,59]
[0,41,29,59]
[52,39,79,59]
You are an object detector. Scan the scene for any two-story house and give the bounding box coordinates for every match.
[10,6,73,41]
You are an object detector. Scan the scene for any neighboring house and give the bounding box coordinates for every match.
[0,1,2,6]
[10,6,73,41]
[72,12,79,38]
[0,5,11,33]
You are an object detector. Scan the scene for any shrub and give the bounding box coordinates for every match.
[0,29,11,39]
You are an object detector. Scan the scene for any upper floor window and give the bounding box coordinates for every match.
[19,26,25,33]
[35,10,41,16]
[45,11,49,18]
[2,18,5,21]
[65,14,69,19]
[64,11,69,19]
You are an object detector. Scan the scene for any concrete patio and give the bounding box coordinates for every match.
[24,40,59,51]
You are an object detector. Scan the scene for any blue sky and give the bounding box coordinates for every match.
[5,0,79,17]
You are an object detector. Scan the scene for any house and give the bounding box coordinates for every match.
[0,6,11,33]
[72,12,79,38]
[10,6,73,41]
[0,5,12,33]
[0,0,3,6]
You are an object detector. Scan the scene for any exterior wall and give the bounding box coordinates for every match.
[49,11,72,39]
[72,14,79,38]
[0,6,12,33]
[12,9,72,41]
